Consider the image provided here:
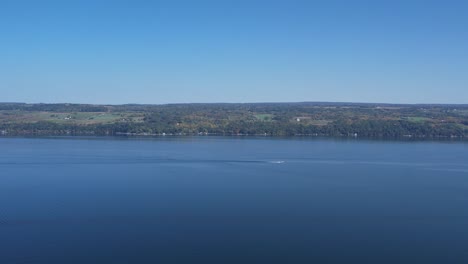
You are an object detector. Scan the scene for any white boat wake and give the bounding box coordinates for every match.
[269,160,285,164]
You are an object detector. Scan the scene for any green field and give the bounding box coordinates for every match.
[0,111,145,125]
[405,116,431,122]
[254,114,274,121]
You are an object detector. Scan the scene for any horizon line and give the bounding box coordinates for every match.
[1,101,468,106]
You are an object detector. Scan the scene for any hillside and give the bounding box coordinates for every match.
[1,102,467,138]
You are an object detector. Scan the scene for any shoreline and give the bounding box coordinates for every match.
[1,133,467,143]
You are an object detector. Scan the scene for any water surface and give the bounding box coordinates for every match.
[1,137,468,263]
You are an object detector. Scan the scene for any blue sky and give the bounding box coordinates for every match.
[1,0,467,104]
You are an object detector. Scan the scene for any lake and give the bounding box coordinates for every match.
[1,137,468,263]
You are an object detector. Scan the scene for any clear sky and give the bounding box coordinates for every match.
[1,0,467,104]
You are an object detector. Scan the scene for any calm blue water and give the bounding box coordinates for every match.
[1,137,468,263]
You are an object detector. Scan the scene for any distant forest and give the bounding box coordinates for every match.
[1,102,467,138]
